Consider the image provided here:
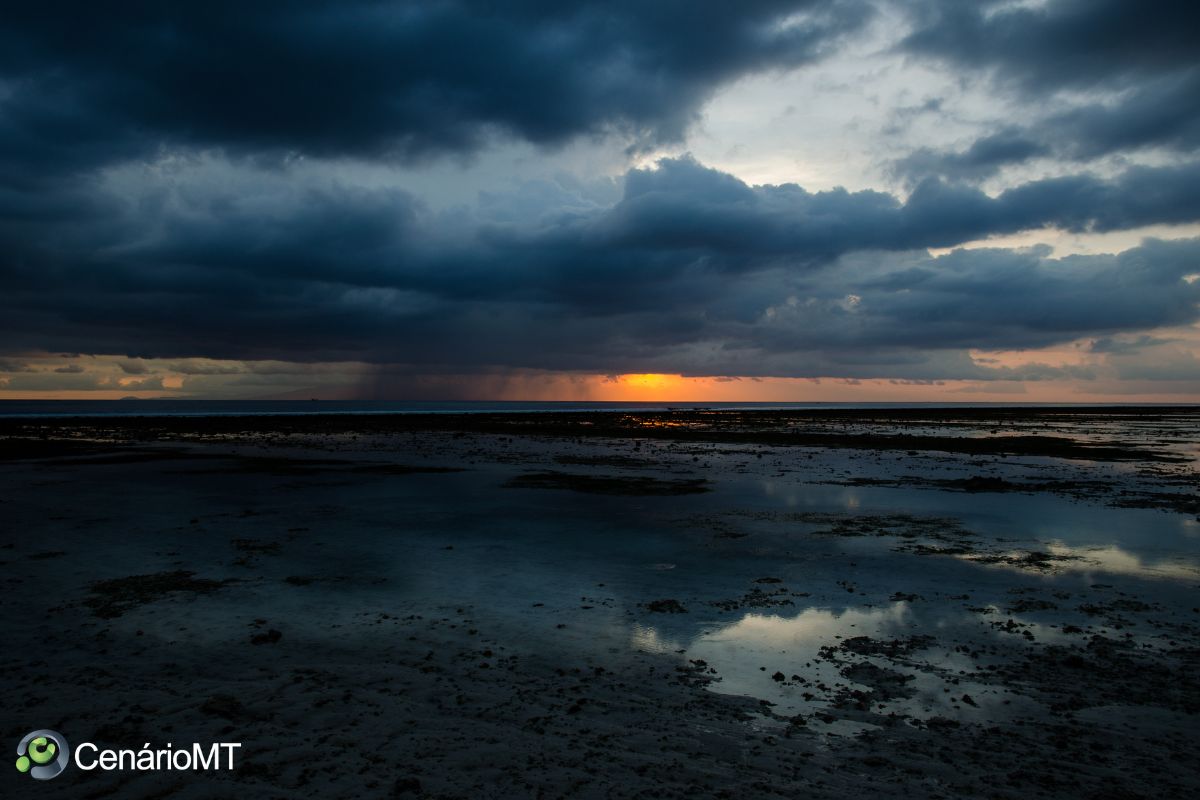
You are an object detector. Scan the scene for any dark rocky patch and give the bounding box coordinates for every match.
[836,635,937,659]
[710,587,809,612]
[505,471,710,496]
[838,662,917,702]
[644,599,688,614]
[84,570,231,618]
[1007,598,1059,613]
[350,463,466,475]
[250,629,283,645]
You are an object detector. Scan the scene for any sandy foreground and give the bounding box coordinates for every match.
[2,408,1198,799]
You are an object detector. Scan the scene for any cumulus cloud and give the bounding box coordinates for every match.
[1,153,1197,379]
[893,130,1049,185]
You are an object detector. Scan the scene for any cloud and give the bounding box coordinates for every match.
[117,375,165,391]
[893,129,1049,184]
[900,0,1199,93]
[519,157,1200,287]
[117,359,153,374]
[4,370,104,391]
[0,369,164,391]
[1109,346,1200,381]
[895,1,1200,180]
[0,0,870,190]
[1,150,1197,381]
[18,153,1199,366]
[1088,335,1175,355]
[1,1,1198,391]
[167,361,243,375]
[892,73,1200,183]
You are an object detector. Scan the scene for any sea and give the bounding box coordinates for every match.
[0,400,1183,418]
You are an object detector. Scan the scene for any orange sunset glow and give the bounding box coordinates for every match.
[3,349,1198,403]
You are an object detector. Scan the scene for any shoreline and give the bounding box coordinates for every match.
[0,401,1198,421]
[5,406,1198,465]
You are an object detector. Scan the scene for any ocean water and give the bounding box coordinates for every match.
[0,399,1169,418]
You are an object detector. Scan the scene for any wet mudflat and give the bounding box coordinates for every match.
[1,408,1197,798]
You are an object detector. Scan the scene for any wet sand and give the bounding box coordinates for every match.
[2,408,1198,798]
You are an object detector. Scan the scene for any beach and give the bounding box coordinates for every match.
[2,407,1198,798]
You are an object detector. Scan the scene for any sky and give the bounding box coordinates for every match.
[2,0,1199,401]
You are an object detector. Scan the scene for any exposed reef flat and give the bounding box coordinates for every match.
[1,407,1197,798]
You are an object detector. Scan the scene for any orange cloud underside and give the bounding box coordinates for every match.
[3,346,1199,402]
[400,373,1198,403]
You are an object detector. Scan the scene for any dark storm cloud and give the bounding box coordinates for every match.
[896,0,1200,181]
[587,157,1200,260]
[901,0,1199,91]
[3,1,1197,386]
[893,130,1048,184]
[839,240,1200,351]
[1088,335,1175,355]
[0,359,36,373]
[893,73,1200,183]
[2,156,1198,377]
[1041,71,1200,160]
[0,0,869,186]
